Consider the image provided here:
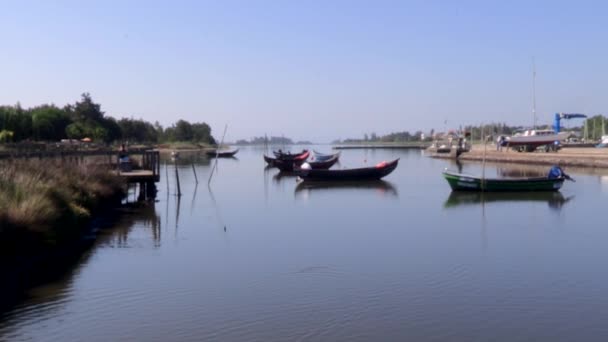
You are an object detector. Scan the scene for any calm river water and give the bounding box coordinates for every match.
[2,146,608,341]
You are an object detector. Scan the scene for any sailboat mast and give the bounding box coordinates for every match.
[532,57,537,129]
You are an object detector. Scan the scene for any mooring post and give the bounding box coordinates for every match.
[208,124,228,185]
[174,159,182,196]
[192,163,199,184]
[165,160,170,194]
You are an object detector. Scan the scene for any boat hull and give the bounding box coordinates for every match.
[264,151,310,170]
[205,149,239,157]
[299,159,399,181]
[506,131,569,147]
[442,171,565,192]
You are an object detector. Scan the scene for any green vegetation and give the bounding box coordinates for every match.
[582,115,608,140]
[0,161,124,255]
[235,136,302,145]
[0,93,216,145]
[337,130,427,144]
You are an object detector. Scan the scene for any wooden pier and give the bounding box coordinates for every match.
[117,150,161,183]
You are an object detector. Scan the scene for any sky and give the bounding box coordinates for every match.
[1,0,607,142]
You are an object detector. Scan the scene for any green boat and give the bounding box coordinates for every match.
[442,166,573,192]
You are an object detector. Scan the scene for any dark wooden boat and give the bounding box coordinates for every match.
[298,159,399,181]
[272,153,339,172]
[442,166,573,192]
[264,150,310,169]
[264,154,277,167]
[273,149,309,160]
[205,148,239,157]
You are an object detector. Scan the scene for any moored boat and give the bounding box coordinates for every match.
[264,150,310,169]
[307,154,339,170]
[442,165,573,192]
[298,159,399,181]
[312,150,340,161]
[205,148,239,157]
[273,149,309,160]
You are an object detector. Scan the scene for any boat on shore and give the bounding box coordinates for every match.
[596,135,608,148]
[298,159,399,181]
[506,129,569,152]
[442,165,573,192]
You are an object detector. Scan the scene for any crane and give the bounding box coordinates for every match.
[553,113,587,133]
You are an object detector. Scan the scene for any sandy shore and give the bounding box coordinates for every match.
[429,145,608,168]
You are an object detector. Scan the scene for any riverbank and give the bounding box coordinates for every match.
[333,142,431,149]
[428,145,608,168]
[0,160,125,310]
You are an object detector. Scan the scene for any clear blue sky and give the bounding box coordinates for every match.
[1,0,606,142]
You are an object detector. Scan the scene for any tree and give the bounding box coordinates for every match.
[173,120,193,141]
[31,105,70,141]
[65,93,104,123]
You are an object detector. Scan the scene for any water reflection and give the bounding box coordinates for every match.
[162,151,211,166]
[443,191,573,211]
[102,202,162,248]
[273,171,299,182]
[294,180,398,199]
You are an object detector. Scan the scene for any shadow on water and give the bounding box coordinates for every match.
[294,180,399,198]
[273,170,299,182]
[443,191,574,211]
[0,199,161,321]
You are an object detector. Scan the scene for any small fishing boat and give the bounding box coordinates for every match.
[442,165,573,192]
[205,148,239,157]
[308,154,339,169]
[273,153,339,172]
[273,149,309,160]
[264,150,310,168]
[312,150,341,161]
[298,159,399,181]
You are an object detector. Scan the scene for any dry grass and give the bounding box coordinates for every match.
[0,160,125,250]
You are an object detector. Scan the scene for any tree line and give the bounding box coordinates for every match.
[0,93,216,145]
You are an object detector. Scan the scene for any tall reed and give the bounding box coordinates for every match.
[0,160,125,253]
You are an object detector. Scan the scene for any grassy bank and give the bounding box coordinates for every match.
[0,161,125,255]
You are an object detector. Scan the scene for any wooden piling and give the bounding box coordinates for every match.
[174,159,182,196]
[192,163,199,184]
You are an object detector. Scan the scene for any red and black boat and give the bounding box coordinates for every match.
[264,150,310,169]
[298,159,399,181]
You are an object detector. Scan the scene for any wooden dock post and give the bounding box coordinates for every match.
[192,163,199,184]
[174,159,182,196]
